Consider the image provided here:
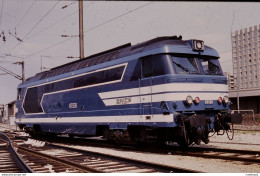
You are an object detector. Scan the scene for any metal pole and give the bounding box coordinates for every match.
[41,56,43,72]
[79,0,84,59]
[236,76,240,112]
[21,61,25,82]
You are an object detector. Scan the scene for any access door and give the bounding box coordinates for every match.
[139,57,154,119]
[135,54,173,119]
[139,77,153,119]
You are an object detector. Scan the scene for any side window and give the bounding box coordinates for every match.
[152,55,169,76]
[141,54,171,78]
[106,66,124,81]
[142,57,153,78]
[23,87,43,113]
[130,60,141,81]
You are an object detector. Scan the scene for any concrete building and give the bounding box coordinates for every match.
[224,72,235,91]
[7,101,16,125]
[229,24,260,113]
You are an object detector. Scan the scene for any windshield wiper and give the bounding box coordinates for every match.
[172,60,190,73]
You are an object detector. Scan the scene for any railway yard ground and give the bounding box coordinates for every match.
[0,122,259,173]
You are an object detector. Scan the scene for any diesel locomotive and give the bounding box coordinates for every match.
[15,36,241,146]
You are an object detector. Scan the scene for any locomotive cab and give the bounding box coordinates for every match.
[127,39,241,146]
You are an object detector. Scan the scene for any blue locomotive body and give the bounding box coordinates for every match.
[15,36,237,145]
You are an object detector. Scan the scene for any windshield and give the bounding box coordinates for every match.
[171,56,199,74]
[171,55,223,76]
[199,58,223,75]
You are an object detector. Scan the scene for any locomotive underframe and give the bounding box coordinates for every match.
[18,111,241,146]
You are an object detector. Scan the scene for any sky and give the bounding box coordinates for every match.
[0,1,260,104]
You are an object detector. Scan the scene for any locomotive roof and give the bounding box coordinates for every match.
[22,35,219,84]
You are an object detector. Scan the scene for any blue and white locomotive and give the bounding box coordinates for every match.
[15,36,240,146]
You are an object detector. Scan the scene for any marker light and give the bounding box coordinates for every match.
[194,97,200,104]
[193,40,205,51]
[218,97,223,104]
[223,96,229,105]
[186,96,193,105]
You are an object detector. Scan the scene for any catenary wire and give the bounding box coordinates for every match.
[28,2,95,40]
[8,1,94,55]
[11,1,60,52]
[15,0,37,29]
[84,2,153,34]
[23,2,153,60]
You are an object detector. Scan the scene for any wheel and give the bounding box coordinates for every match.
[177,135,192,147]
[177,125,192,147]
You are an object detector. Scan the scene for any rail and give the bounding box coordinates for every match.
[15,135,202,173]
[0,132,33,173]
[47,143,201,173]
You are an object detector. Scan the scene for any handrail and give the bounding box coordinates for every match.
[231,109,255,121]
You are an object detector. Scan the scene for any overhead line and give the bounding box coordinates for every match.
[28,2,95,40]
[24,2,153,60]
[84,2,153,34]
[15,0,37,28]
[22,1,60,40]
[11,1,60,52]
[25,37,71,59]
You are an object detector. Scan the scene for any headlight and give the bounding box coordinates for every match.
[186,95,193,105]
[193,40,204,51]
[194,97,200,104]
[223,96,229,105]
[196,41,203,49]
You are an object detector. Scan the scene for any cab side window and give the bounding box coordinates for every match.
[130,54,173,81]
[142,57,153,78]
[142,54,171,78]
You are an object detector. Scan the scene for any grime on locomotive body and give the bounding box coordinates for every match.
[15,36,241,146]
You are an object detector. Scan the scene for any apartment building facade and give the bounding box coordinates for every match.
[230,24,260,113]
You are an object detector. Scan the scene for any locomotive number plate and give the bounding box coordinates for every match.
[205,100,213,104]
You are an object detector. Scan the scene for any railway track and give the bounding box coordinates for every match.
[167,146,260,164]
[0,132,32,173]
[3,132,200,173]
[17,146,94,173]
[210,141,260,146]
[5,130,260,173]
[28,134,260,165]
[1,132,99,173]
[16,140,199,173]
